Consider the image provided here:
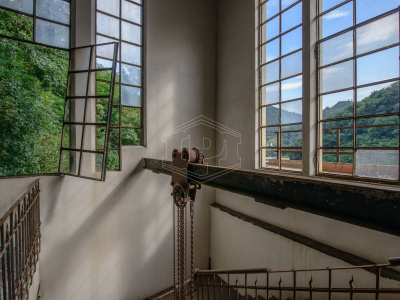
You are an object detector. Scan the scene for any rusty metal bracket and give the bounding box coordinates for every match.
[171,148,205,207]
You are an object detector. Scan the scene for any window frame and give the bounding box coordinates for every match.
[258,0,400,185]
[95,0,146,172]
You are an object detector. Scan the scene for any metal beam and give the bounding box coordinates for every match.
[143,158,400,237]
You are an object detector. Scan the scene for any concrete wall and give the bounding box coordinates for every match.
[212,0,400,280]
[0,0,216,299]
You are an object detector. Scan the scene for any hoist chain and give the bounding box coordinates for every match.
[173,202,176,293]
[171,148,205,300]
[190,202,194,298]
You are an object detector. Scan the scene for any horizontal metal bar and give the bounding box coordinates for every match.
[61,148,105,154]
[95,9,143,27]
[260,72,303,88]
[319,43,400,69]
[260,97,303,108]
[260,49,302,68]
[66,95,109,99]
[96,32,142,48]
[143,158,400,236]
[319,78,400,97]
[260,0,302,26]
[0,34,69,51]
[317,7,400,44]
[69,68,112,74]
[260,23,302,47]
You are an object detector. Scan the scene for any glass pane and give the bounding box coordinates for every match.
[60,150,80,175]
[97,12,119,39]
[320,60,353,93]
[83,125,100,151]
[96,35,119,60]
[262,150,279,169]
[356,13,399,55]
[262,60,279,84]
[111,105,120,126]
[97,0,119,16]
[64,98,86,123]
[80,152,103,180]
[121,107,141,127]
[36,0,70,25]
[122,128,141,145]
[356,0,400,24]
[121,85,141,106]
[96,103,109,123]
[357,47,399,86]
[281,151,302,170]
[321,2,353,38]
[357,116,399,147]
[357,82,399,116]
[264,104,280,126]
[71,47,90,70]
[321,0,346,13]
[262,82,280,105]
[281,0,298,10]
[281,26,302,55]
[262,127,279,147]
[282,130,302,147]
[281,50,302,79]
[121,64,141,86]
[36,19,69,48]
[281,100,302,124]
[262,38,279,64]
[0,0,33,14]
[121,42,141,65]
[264,0,279,20]
[355,150,399,180]
[0,9,33,40]
[281,75,302,101]
[265,16,280,41]
[96,58,113,69]
[108,128,120,148]
[281,2,302,33]
[320,31,353,66]
[68,72,89,96]
[122,0,141,24]
[122,21,141,45]
[321,90,353,120]
[107,149,120,170]
[62,124,83,149]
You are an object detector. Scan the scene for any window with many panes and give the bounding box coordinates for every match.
[259,0,303,172]
[96,0,144,171]
[0,0,70,177]
[259,0,400,184]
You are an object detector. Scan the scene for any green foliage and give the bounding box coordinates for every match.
[264,82,400,164]
[0,28,68,176]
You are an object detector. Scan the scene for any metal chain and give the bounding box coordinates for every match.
[184,204,187,298]
[176,206,181,300]
[173,202,176,296]
[190,201,194,299]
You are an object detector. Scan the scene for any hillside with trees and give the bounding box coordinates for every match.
[265,82,399,163]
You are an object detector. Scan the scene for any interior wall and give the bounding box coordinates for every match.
[213,0,400,275]
[0,0,216,299]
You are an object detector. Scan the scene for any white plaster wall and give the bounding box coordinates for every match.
[0,0,216,299]
[210,207,400,300]
[213,0,400,277]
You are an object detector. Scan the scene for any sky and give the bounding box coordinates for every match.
[262,0,400,114]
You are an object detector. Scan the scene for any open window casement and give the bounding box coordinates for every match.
[59,42,119,181]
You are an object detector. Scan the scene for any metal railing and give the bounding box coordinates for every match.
[0,180,41,300]
[148,259,400,299]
